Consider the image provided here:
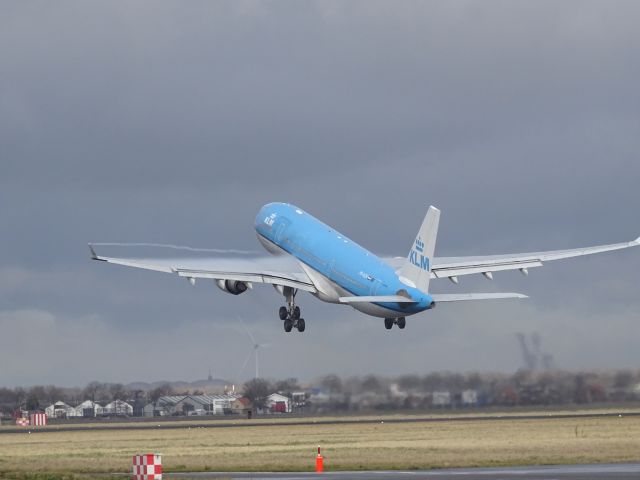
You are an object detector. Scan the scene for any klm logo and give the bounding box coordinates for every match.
[415,237,424,253]
[264,213,277,227]
[409,250,430,271]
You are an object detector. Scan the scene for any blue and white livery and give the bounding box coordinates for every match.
[91,203,639,332]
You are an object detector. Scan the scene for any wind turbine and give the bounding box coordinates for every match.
[237,317,269,379]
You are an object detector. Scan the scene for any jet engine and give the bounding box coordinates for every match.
[216,279,250,295]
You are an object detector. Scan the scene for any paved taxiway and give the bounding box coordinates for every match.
[166,463,640,479]
[1,411,638,434]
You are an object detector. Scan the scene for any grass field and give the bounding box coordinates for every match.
[1,409,640,478]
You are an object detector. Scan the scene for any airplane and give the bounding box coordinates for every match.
[90,202,639,332]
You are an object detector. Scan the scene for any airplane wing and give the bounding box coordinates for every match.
[386,236,640,281]
[89,245,317,293]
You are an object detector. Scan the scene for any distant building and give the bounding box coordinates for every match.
[74,400,103,418]
[308,388,331,405]
[102,400,133,416]
[291,392,307,409]
[231,397,252,414]
[207,394,239,414]
[143,395,183,417]
[461,390,478,407]
[431,391,451,407]
[143,394,239,417]
[45,401,76,419]
[266,393,291,413]
[389,384,408,400]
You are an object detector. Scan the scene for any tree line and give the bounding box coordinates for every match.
[1,369,638,415]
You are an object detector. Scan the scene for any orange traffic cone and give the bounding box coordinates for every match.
[316,446,324,473]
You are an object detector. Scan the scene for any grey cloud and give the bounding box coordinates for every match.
[0,1,638,386]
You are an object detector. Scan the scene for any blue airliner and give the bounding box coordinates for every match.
[91,202,639,332]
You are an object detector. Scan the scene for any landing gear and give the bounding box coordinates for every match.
[281,314,305,332]
[279,287,306,333]
[384,317,406,330]
[284,319,293,332]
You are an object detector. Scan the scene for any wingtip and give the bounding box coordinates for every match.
[634,236,640,245]
[88,243,98,260]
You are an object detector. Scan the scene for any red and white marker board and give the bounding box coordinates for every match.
[132,454,162,480]
[30,413,47,426]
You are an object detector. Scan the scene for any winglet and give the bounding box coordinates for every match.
[88,243,101,260]
[634,236,640,246]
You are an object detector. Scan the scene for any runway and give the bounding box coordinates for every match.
[166,463,640,479]
[1,410,638,434]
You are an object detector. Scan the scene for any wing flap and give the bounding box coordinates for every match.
[432,260,543,278]
[175,270,315,292]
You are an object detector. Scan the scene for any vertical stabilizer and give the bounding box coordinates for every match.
[398,206,440,293]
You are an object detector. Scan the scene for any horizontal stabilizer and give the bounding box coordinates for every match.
[431,293,528,302]
[339,295,418,304]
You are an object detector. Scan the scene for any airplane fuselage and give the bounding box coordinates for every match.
[254,202,433,318]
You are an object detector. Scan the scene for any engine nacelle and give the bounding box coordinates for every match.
[216,279,249,295]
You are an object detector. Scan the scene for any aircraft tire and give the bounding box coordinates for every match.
[397,317,406,329]
[284,319,293,332]
[292,306,301,319]
[384,318,393,330]
[279,306,288,320]
[297,318,306,332]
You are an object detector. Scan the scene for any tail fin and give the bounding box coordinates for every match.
[398,206,440,293]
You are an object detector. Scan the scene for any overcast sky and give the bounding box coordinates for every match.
[1,1,639,387]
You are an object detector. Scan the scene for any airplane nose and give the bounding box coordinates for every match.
[255,205,269,229]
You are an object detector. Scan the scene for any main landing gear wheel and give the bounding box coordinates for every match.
[279,286,306,333]
[297,318,305,332]
[384,317,407,329]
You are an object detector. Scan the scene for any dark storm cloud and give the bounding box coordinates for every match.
[0,1,639,386]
